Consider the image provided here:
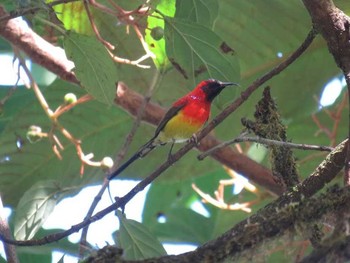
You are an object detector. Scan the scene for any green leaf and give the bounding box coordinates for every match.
[14,180,62,240]
[0,87,34,133]
[247,143,268,163]
[63,31,117,105]
[164,17,240,85]
[50,1,92,35]
[145,0,176,71]
[175,0,219,28]
[18,252,52,263]
[147,207,212,244]
[116,210,167,260]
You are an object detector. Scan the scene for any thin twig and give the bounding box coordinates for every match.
[53,94,93,118]
[192,183,252,213]
[312,90,348,147]
[13,47,54,118]
[109,51,151,69]
[87,0,118,17]
[132,24,156,60]
[0,196,18,263]
[344,74,350,185]
[198,136,334,160]
[83,0,115,50]
[192,167,259,213]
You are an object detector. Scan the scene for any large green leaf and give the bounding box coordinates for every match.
[17,253,52,263]
[164,17,240,85]
[14,180,62,240]
[50,1,92,35]
[175,0,219,28]
[63,31,118,105]
[116,210,167,260]
[0,87,35,133]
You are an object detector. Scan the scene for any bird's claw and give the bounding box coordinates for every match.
[189,134,200,146]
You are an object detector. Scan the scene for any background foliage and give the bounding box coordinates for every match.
[0,0,349,262]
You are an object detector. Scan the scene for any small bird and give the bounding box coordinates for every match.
[108,79,237,180]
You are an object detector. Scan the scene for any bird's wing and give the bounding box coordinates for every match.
[154,99,188,138]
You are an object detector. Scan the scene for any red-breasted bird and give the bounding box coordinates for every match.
[108,79,237,180]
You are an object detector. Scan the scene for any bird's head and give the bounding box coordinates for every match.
[197,79,239,102]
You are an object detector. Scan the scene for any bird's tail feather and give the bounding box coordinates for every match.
[108,138,158,180]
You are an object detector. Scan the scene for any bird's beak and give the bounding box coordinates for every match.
[219,81,239,87]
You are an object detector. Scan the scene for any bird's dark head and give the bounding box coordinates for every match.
[198,79,238,102]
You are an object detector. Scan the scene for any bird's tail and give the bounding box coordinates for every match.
[108,138,158,180]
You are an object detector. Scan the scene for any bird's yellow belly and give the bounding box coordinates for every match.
[158,112,204,143]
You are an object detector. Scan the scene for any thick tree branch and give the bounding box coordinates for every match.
[302,0,350,185]
[302,1,350,74]
[0,197,18,263]
[0,6,77,84]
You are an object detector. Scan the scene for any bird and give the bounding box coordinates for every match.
[108,79,238,180]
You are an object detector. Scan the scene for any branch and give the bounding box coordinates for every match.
[198,136,334,160]
[300,232,350,262]
[302,1,350,74]
[0,6,77,84]
[182,185,350,263]
[302,0,350,185]
[0,196,18,263]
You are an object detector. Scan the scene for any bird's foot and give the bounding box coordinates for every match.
[189,134,200,146]
[167,140,175,163]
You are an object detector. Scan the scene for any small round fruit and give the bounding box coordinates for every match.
[101,156,114,169]
[150,26,164,41]
[64,93,77,104]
